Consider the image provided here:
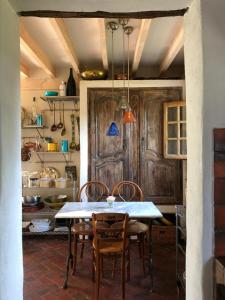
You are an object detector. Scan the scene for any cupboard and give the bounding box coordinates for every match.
[88,87,183,205]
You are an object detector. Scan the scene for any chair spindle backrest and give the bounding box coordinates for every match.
[92,213,128,251]
[112,181,144,202]
[76,181,109,202]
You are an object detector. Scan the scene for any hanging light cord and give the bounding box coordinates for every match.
[111,28,114,101]
[127,31,130,106]
[123,28,125,92]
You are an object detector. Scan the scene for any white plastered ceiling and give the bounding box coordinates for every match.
[20,15,185,79]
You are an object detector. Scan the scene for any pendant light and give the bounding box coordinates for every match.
[106,21,120,136]
[106,122,120,136]
[118,19,129,111]
[123,26,136,124]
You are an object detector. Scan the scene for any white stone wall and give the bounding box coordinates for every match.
[0,0,22,299]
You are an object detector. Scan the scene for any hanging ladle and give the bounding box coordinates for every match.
[51,103,57,132]
[61,102,66,136]
[57,102,63,129]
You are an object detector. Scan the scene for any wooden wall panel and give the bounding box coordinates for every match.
[214,128,225,257]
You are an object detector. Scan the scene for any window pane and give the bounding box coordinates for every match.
[180,123,186,138]
[168,124,177,138]
[180,106,186,121]
[168,107,177,121]
[180,140,187,155]
[168,140,177,155]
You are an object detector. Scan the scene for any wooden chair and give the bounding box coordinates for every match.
[92,213,130,300]
[112,181,149,275]
[72,181,109,275]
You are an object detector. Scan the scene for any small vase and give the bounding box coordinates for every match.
[66,68,76,96]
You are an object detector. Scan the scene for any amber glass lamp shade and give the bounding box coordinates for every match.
[123,110,136,123]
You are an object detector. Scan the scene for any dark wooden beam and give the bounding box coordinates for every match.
[18,8,188,19]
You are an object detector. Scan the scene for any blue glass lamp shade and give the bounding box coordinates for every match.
[106,122,120,136]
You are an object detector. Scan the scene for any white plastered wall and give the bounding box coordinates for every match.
[0,0,22,299]
[185,0,225,299]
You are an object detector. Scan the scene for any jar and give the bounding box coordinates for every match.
[29,177,39,188]
[55,177,68,188]
[47,143,58,152]
[39,178,54,188]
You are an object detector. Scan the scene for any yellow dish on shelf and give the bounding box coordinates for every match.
[81,70,107,80]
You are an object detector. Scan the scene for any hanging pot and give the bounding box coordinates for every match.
[21,146,31,161]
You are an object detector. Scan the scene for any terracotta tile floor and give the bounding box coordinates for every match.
[23,237,184,300]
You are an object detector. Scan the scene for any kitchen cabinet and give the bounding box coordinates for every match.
[163,101,186,159]
[176,205,186,295]
[88,87,182,204]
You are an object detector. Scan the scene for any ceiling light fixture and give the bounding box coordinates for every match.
[106,21,120,136]
[123,25,136,124]
[118,18,130,111]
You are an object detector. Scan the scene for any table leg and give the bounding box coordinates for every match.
[63,218,73,289]
[148,220,153,292]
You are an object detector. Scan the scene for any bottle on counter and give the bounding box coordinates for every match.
[59,81,66,96]
[66,68,76,96]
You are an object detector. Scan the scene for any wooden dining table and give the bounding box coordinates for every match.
[55,201,162,290]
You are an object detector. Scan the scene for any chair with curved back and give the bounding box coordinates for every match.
[72,181,109,275]
[112,181,149,275]
[92,212,130,300]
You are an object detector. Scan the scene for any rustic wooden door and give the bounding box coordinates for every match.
[88,88,138,192]
[88,87,182,204]
[139,88,182,204]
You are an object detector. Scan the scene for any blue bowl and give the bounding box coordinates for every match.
[44,91,58,96]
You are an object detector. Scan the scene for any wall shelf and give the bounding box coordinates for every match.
[22,125,48,129]
[28,151,76,164]
[40,96,79,111]
[22,125,48,140]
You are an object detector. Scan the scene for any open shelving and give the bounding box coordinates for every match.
[23,151,78,164]
[40,95,79,111]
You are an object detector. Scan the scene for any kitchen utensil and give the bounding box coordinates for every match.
[75,116,80,151]
[51,103,57,132]
[24,142,36,150]
[39,177,54,188]
[57,102,63,129]
[36,114,43,126]
[43,195,69,210]
[21,146,31,161]
[81,69,107,80]
[23,195,41,205]
[55,178,68,188]
[61,102,66,136]
[44,91,58,96]
[69,114,76,150]
[61,140,69,152]
[47,142,58,152]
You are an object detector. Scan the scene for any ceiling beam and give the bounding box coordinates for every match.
[20,21,55,78]
[20,63,30,78]
[132,19,151,74]
[98,18,108,72]
[18,8,189,18]
[159,24,184,75]
[48,18,80,81]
